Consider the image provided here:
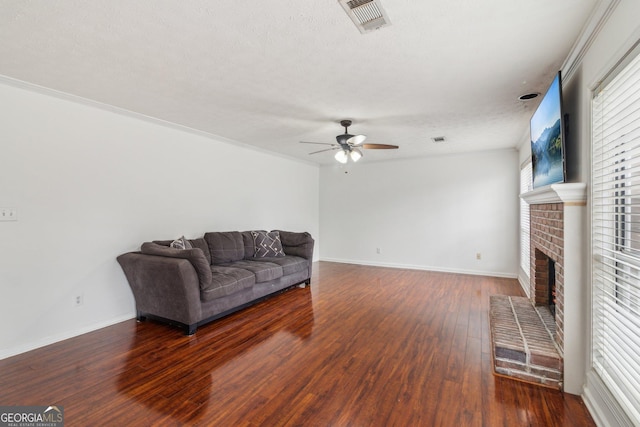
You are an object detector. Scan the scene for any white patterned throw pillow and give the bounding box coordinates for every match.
[170,236,193,250]
[251,231,285,257]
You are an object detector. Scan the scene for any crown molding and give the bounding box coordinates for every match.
[562,0,620,83]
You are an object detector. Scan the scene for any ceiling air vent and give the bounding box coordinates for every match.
[339,0,391,34]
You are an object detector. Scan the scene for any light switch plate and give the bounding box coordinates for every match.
[0,208,17,221]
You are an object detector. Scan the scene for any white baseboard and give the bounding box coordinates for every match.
[583,369,634,427]
[320,257,517,279]
[0,312,136,361]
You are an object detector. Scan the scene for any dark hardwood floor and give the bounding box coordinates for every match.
[0,262,595,426]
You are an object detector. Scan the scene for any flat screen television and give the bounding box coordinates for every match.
[530,72,566,188]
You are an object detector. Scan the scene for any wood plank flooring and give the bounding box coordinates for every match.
[0,262,595,426]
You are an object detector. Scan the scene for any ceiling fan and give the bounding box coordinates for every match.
[300,120,399,163]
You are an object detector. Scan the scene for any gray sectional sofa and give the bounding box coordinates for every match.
[117,230,314,334]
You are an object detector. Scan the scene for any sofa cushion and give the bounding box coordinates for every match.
[205,232,245,264]
[251,230,285,258]
[189,238,212,265]
[140,242,212,289]
[221,260,283,283]
[272,230,314,259]
[201,266,256,301]
[254,255,308,276]
[274,230,313,247]
[242,230,263,259]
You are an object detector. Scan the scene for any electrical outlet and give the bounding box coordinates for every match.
[0,208,17,221]
[74,294,84,307]
[476,253,482,260]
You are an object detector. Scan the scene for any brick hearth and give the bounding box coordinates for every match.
[490,295,562,389]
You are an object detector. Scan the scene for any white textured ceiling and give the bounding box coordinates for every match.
[0,0,599,164]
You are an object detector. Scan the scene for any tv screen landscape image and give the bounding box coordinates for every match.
[530,72,565,188]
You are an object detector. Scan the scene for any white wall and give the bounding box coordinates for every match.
[320,149,520,277]
[0,80,320,359]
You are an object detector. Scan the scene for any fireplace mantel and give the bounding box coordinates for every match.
[520,183,587,205]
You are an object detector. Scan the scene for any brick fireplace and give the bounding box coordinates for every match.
[530,203,564,351]
[490,183,586,393]
[522,183,586,393]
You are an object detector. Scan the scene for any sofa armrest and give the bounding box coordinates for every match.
[117,252,203,326]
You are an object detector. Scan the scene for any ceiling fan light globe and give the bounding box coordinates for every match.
[350,148,363,162]
[335,150,349,164]
[347,134,367,146]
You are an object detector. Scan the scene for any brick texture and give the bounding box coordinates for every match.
[489,296,562,390]
[529,203,564,353]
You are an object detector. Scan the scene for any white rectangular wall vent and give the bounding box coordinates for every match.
[339,0,391,34]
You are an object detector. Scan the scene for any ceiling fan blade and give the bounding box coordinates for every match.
[300,141,335,146]
[347,134,367,146]
[361,143,399,150]
[309,147,340,155]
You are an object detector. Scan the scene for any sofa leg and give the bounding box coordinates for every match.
[305,278,311,285]
[136,311,147,322]
[185,324,197,336]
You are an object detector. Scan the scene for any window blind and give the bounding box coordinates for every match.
[592,44,640,425]
[520,162,532,280]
